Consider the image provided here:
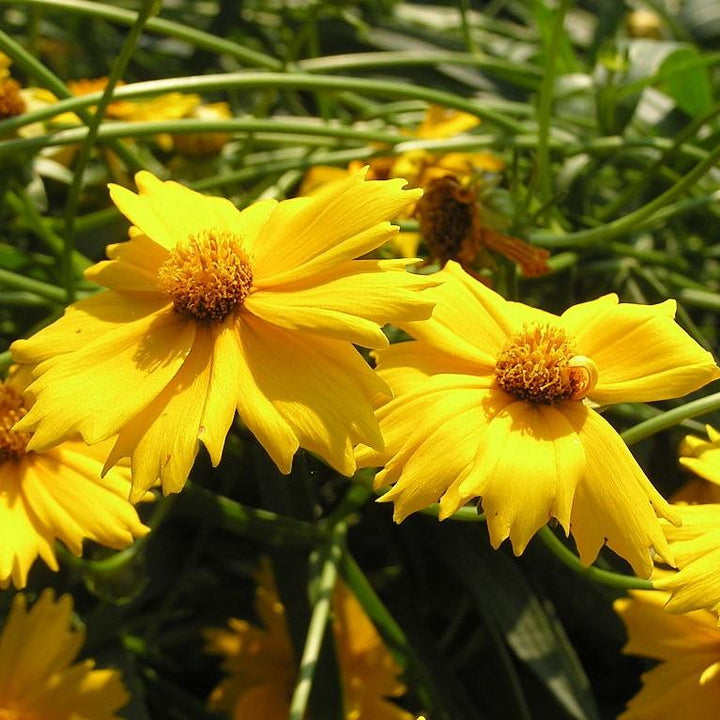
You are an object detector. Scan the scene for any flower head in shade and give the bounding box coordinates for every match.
[205,562,413,720]
[356,262,720,577]
[0,590,130,718]
[12,170,434,501]
[614,589,720,719]
[0,368,148,588]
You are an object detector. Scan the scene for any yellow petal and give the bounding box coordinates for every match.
[84,233,169,292]
[375,384,494,521]
[0,459,58,588]
[22,444,149,554]
[561,295,720,403]
[106,326,213,500]
[562,404,677,577]
[356,373,492,470]
[19,310,195,450]
[237,314,387,476]
[246,259,436,349]
[399,261,521,367]
[109,171,259,250]
[460,400,585,553]
[373,339,488,397]
[11,291,169,366]
[251,169,422,286]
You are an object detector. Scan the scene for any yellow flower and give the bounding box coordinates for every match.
[0,368,148,588]
[12,170,434,500]
[646,427,720,616]
[653,504,720,616]
[614,589,720,719]
[678,424,720,487]
[0,589,130,719]
[205,562,413,720]
[356,261,720,577]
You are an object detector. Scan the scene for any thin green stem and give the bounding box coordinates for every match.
[537,526,653,590]
[621,392,720,446]
[288,524,345,720]
[0,268,66,302]
[0,73,528,135]
[63,0,159,302]
[4,0,282,70]
[173,483,328,546]
[0,351,11,374]
[458,0,478,54]
[530,138,720,248]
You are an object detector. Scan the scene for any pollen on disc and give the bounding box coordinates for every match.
[157,229,254,323]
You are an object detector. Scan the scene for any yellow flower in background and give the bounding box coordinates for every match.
[0,368,148,588]
[653,504,720,616]
[12,170,435,501]
[614,589,720,719]
[170,101,233,157]
[0,590,130,718]
[678,424,720,487]
[356,261,720,577]
[205,562,413,720]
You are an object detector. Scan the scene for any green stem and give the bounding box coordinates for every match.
[174,483,328,546]
[4,0,282,70]
[621,392,720,446]
[63,0,159,302]
[340,551,444,718]
[0,268,66,302]
[530,139,720,248]
[537,526,653,590]
[288,523,345,720]
[0,73,528,135]
[0,351,11,374]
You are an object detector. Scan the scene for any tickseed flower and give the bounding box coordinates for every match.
[0,590,130,718]
[678,424,720,487]
[205,562,413,720]
[12,170,434,501]
[645,428,720,618]
[356,261,720,577]
[0,368,148,588]
[614,589,720,719]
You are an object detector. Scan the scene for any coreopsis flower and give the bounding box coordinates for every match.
[205,562,413,720]
[678,424,720,487]
[0,590,130,718]
[0,368,148,588]
[12,170,434,500]
[356,261,720,577]
[646,427,720,617]
[614,589,720,719]
[653,504,720,616]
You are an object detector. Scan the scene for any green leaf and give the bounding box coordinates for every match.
[438,524,600,720]
[659,47,714,117]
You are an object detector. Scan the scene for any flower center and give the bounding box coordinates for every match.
[0,384,30,463]
[0,78,25,118]
[494,323,598,404]
[415,175,478,265]
[157,230,253,323]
